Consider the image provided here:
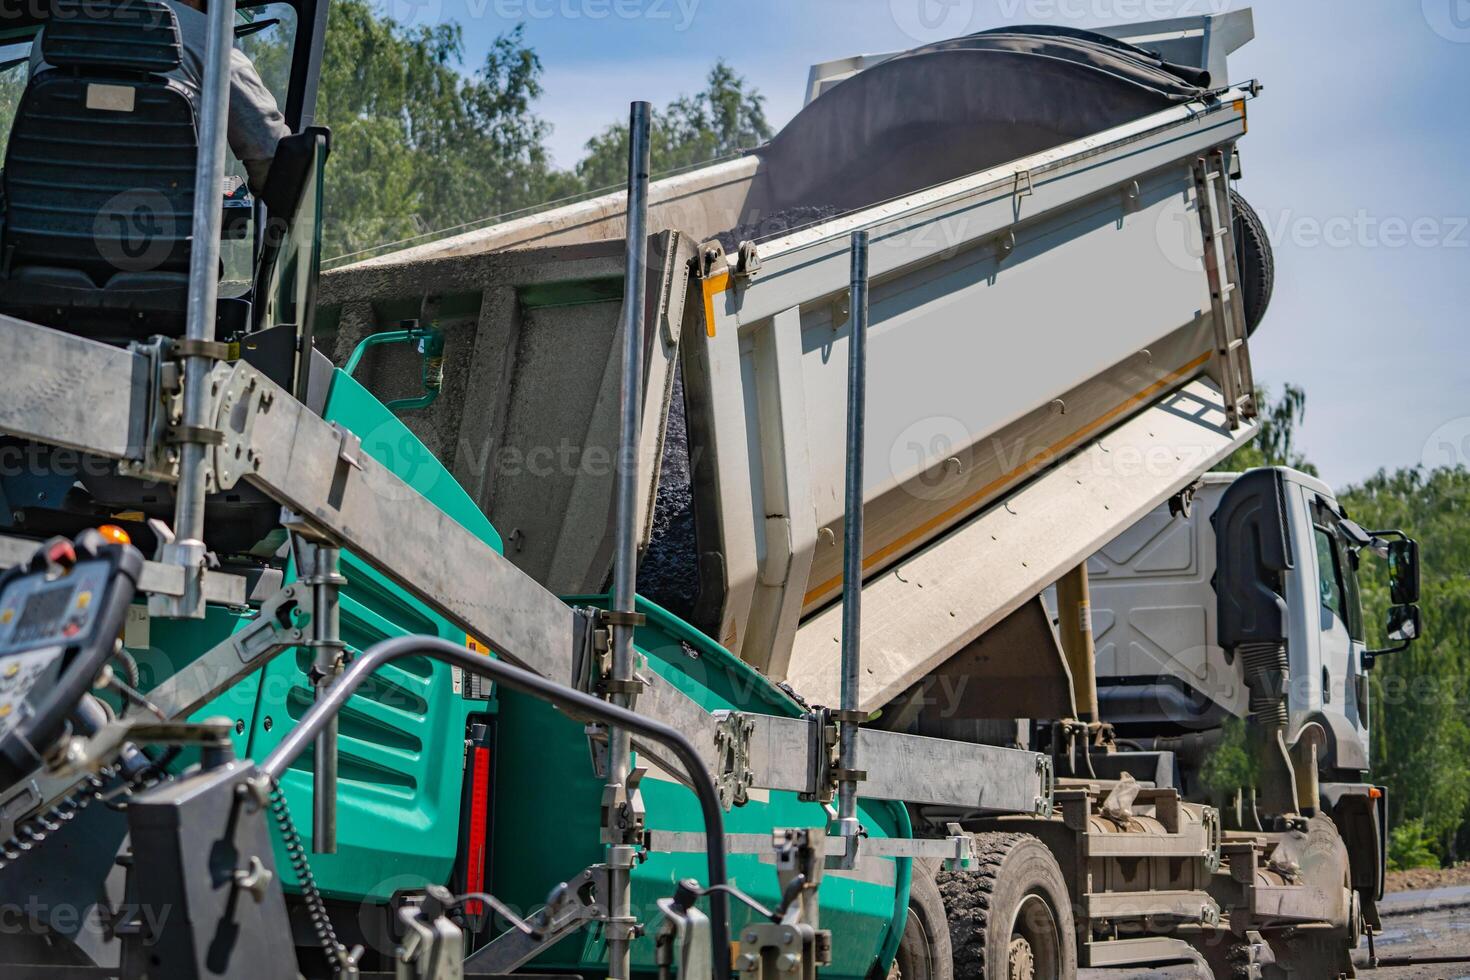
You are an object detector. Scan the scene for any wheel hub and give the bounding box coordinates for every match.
[1009,935,1036,980]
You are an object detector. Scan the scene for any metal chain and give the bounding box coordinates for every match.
[266,778,352,974]
[0,767,115,872]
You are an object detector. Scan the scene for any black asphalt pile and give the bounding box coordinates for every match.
[712,205,841,254]
[639,367,700,621]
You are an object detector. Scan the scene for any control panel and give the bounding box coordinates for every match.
[0,558,116,745]
[0,533,143,783]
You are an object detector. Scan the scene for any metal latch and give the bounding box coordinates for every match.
[733,240,761,281]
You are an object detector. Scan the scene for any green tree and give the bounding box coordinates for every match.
[297,1,573,260]
[1342,466,1470,862]
[575,60,773,191]
[0,62,25,163]
[1217,384,1318,475]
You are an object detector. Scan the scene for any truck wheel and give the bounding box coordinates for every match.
[937,833,1077,980]
[1231,190,1274,335]
[888,862,954,980]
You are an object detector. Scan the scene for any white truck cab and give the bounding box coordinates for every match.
[1086,467,1420,783]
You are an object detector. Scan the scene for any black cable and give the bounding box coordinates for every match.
[111,647,141,690]
[261,635,732,980]
[266,779,352,974]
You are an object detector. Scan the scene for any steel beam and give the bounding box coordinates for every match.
[0,535,245,606]
[0,316,148,460]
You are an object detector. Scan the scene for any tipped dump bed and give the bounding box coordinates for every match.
[351,23,1209,265]
[319,12,1264,709]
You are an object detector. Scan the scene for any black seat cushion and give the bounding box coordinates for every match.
[0,0,196,340]
[42,0,183,74]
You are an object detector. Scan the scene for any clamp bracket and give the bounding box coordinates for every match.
[712,711,755,810]
[170,338,235,361]
[800,708,840,805]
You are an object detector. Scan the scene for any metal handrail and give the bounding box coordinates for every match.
[260,633,731,980]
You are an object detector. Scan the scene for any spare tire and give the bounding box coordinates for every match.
[1232,190,1274,335]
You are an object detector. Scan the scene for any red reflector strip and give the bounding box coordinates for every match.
[465,745,491,916]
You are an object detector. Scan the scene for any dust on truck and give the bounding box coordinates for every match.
[0,1,1418,978]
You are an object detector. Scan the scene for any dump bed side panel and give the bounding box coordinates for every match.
[690,98,1251,675]
[316,233,695,596]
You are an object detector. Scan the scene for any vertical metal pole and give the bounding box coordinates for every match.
[1056,563,1099,723]
[306,541,344,854]
[160,0,235,618]
[836,231,870,848]
[606,100,651,980]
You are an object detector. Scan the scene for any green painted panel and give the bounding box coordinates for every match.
[126,606,267,762]
[243,369,504,901]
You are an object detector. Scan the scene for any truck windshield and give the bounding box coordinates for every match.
[1313,516,1365,641]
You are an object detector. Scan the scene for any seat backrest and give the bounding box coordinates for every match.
[2,0,197,289]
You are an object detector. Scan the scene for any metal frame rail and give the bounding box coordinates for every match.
[0,314,1051,825]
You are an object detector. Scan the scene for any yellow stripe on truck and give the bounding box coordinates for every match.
[701,270,730,338]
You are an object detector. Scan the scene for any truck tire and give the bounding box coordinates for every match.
[1232,190,1274,335]
[937,833,1077,980]
[888,862,955,980]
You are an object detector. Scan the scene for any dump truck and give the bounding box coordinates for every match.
[0,2,1423,978]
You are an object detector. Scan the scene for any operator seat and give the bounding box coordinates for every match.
[0,0,197,343]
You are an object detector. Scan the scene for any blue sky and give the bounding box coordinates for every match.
[384,0,1470,489]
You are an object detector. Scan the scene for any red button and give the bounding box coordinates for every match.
[46,541,76,567]
[62,621,81,638]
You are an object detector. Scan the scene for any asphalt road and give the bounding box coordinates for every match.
[1355,886,1470,979]
[1071,887,1470,980]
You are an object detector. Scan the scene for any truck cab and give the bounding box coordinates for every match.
[1085,466,1421,918]
[1090,467,1420,782]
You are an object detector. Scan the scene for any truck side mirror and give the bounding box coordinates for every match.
[1388,539,1421,605]
[1367,603,1422,668]
[1386,604,1422,644]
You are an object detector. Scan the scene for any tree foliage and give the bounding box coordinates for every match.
[1218,384,1318,475]
[1342,465,1470,862]
[0,4,772,263]
[302,0,581,260]
[574,60,773,191]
